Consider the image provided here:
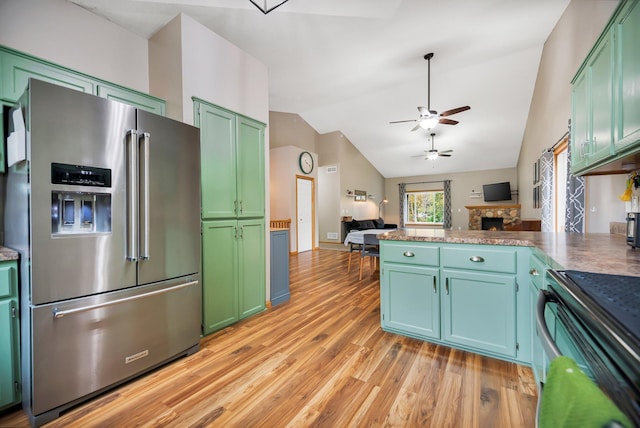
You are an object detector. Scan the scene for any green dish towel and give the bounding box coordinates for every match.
[539,356,632,428]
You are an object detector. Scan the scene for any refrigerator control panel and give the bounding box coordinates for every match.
[51,163,111,187]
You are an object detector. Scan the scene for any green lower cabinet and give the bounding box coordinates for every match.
[202,220,239,334]
[381,264,440,340]
[202,219,265,336]
[238,220,266,319]
[0,260,19,411]
[380,241,530,363]
[441,269,517,358]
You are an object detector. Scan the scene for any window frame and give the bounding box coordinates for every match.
[404,188,445,226]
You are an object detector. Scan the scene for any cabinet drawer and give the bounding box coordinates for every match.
[0,263,16,299]
[528,255,547,290]
[382,242,439,266]
[442,246,516,274]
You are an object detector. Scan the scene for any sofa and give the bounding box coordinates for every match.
[341,218,397,242]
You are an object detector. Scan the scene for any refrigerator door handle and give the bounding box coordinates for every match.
[139,132,150,260]
[52,280,199,318]
[125,130,138,262]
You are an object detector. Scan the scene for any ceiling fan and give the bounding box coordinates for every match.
[390,53,470,131]
[412,133,453,160]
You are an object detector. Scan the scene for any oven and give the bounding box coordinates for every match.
[536,269,640,426]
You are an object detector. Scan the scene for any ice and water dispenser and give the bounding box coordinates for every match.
[51,163,112,235]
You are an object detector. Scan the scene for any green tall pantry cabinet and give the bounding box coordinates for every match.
[194,99,266,336]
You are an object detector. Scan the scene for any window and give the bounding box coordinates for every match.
[554,138,568,232]
[405,189,444,225]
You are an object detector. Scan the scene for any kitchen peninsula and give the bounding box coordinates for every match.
[377,228,640,366]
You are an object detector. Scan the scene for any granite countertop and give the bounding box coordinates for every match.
[379,229,640,277]
[0,246,19,261]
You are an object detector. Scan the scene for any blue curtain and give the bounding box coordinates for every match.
[540,151,554,232]
[398,183,406,228]
[443,180,452,229]
[565,136,585,233]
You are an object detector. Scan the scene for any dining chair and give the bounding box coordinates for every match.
[359,233,380,280]
[347,242,362,273]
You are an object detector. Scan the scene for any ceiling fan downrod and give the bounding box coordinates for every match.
[424,52,434,113]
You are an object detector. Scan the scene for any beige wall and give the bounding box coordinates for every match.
[0,0,149,92]
[517,0,625,231]
[384,168,517,231]
[269,113,385,247]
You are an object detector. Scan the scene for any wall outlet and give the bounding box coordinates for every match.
[327,232,338,239]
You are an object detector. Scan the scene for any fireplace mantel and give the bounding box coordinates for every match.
[465,204,521,230]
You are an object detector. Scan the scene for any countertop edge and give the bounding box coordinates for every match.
[0,246,20,261]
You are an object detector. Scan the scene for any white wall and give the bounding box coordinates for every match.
[0,0,149,92]
[517,0,623,229]
[180,14,268,126]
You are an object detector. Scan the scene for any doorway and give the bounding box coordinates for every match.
[296,176,315,252]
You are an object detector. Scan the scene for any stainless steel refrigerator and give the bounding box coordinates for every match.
[4,79,202,426]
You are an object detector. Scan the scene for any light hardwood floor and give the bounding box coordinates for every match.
[0,249,537,427]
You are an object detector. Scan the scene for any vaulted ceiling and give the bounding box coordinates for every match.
[71,0,571,178]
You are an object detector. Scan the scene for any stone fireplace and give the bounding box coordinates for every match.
[466,205,521,230]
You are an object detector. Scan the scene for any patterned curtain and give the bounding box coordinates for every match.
[443,180,452,229]
[565,137,586,233]
[539,151,554,232]
[398,183,406,228]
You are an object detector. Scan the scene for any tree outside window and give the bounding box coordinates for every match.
[405,190,444,225]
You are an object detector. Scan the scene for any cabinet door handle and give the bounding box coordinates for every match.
[403,251,415,257]
[445,278,449,295]
[529,268,540,276]
[469,256,485,263]
[234,200,238,214]
[433,276,437,294]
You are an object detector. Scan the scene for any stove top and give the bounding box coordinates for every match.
[564,270,640,343]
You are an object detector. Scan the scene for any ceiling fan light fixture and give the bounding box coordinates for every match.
[419,116,440,130]
[426,151,439,160]
[249,0,289,14]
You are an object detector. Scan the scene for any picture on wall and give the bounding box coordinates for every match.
[354,190,367,201]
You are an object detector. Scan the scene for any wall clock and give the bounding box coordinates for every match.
[299,151,314,174]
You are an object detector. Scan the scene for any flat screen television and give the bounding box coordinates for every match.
[483,182,512,202]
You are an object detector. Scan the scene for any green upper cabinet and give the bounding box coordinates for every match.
[236,117,265,219]
[571,70,590,172]
[571,28,614,173]
[588,29,614,165]
[96,84,165,116]
[194,98,265,220]
[196,102,238,219]
[614,0,640,152]
[0,46,166,173]
[571,0,640,175]
[0,49,95,101]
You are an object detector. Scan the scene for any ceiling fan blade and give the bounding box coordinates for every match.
[439,118,458,125]
[411,154,426,158]
[439,149,453,154]
[438,153,452,157]
[410,123,422,132]
[390,119,417,124]
[417,106,429,116]
[440,105,470,117]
